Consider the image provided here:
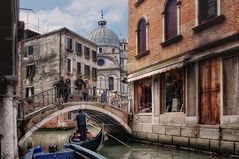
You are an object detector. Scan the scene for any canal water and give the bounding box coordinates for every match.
[24,128,228,159]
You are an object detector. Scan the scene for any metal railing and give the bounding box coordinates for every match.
[18,87,128,118]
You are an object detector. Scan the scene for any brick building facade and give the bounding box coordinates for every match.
[128,0,239,154]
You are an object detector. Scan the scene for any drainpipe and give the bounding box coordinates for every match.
[59,30,62,78]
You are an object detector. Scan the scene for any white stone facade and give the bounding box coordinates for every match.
[89,18,128,97]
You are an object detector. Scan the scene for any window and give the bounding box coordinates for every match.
[112,48,115,53]
[27,45,33,55]
[84,65,90,78]
[77,62,81,75]
[137,18,147,54]
[165,0,177,40]
[66,37,73,50]
[99,48,103,53]
[199,0,217,24]
[161,0,182,46]
[67,58,72,73]
[109,77,114,90]
[25,86,34,98]
[75,42,82,55]
[92,67,97,80]
[67,112,72,120]
[84,46,90,59]
[26,64,35,78]
[162,68,184,113]
[92,50,97,61]
[97,59,105,66]
[134,78,152,113]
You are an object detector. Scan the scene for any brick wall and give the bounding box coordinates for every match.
[128,0,239,73]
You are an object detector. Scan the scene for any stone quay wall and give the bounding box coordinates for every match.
[132,115,239,155]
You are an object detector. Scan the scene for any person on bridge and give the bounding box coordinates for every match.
[82,79,90,101]
[76,109,89,141]
[74,75,86,100]
[53,77,68,102]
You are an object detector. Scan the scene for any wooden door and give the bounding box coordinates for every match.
[199,58,220,124]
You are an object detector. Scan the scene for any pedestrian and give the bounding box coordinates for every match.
[82,79,90,101]
[74,75,86,100]
[101,90,107,103]
[65,78,71,94]
[76,109,89,141]
[53,77,66,102]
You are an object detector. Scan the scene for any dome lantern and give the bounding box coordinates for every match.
[98,9,107,28]
[89,10,120,47]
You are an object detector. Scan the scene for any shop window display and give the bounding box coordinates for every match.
[134,78,152,113]
[164,69,184,112]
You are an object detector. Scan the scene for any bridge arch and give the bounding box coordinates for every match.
[18,103,132,148]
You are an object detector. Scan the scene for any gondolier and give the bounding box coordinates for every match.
[76,109,89,141]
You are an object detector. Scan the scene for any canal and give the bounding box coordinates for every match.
[24,128,228,159]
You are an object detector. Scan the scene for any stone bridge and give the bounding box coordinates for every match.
[17,87,132,148]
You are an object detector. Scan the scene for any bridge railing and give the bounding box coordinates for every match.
[18,87,128,118]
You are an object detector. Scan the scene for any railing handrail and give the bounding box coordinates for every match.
[18,86,129,119]
[21,87,55,101]
[20,87,128,101]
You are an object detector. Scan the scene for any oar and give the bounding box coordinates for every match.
[88,123,152,151]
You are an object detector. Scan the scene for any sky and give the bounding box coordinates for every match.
[19,0,128,39]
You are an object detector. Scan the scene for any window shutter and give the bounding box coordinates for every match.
[24,46,28,57]
[32,64,35,77]
[26,66,28,78]
[25,87,29,98]
[75,42,77,52]
[199,0,207,23]
[31,87,34,96]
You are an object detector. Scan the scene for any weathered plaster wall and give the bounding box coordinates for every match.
[0,85,15,158]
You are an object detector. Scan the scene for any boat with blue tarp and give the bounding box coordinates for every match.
[22,143,106,159]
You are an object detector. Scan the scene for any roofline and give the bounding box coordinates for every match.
[21,27,98,47]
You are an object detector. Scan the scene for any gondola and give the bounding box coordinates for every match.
[69,128,104,151]
[22,143,106,159]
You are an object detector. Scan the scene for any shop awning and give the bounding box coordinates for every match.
[127,56,188,82]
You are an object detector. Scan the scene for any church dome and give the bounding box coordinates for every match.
[89,17,120,47]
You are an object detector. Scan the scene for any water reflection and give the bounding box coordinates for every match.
[25,129,227,159]
[99,140,226,159]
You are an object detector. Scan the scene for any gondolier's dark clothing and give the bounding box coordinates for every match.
[76,112,88,141]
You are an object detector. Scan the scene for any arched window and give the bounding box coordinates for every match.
[165,0,177,40]
[137,18,147,54]
[109,77,114,90]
